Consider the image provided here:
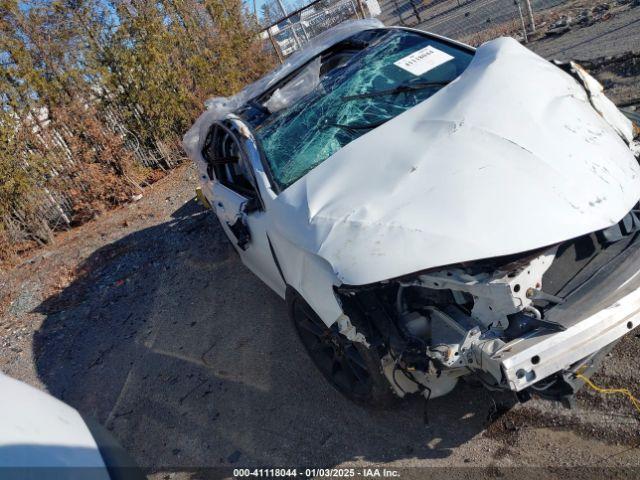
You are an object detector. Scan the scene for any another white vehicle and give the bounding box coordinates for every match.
[184,20,640,407]
[0,373,142,479]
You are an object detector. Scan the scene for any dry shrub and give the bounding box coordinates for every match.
[0,0,276,264]
[460,18,523,46]
[48,102,138,224]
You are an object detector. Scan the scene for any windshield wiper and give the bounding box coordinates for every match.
[325,120,388,134]
[341,81,450,102]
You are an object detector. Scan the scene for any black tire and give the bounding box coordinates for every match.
[288,290,398,408]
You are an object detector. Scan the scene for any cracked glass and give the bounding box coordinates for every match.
[252,29,474,190]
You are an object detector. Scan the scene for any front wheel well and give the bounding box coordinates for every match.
[286,286,400,408]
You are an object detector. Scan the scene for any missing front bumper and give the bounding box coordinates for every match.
[477,240,640,393]
[479,291,639,392]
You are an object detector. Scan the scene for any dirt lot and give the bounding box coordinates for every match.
[1,161,639,478]
[527,1,640,107]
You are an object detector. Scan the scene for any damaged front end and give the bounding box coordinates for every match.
[335,205,640,405]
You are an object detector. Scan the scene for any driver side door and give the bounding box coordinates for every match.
[202,122,286,297]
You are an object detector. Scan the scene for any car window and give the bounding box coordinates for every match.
[201,124,258,199]
[248,29,474,191]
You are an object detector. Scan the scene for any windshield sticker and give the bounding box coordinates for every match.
[394,46,454,76]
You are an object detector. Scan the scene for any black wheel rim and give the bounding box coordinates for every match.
[293,301,371,397]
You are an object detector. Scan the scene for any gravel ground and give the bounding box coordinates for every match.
[527,2,640,106]
[1,162,639,478]
[527,3,640,62]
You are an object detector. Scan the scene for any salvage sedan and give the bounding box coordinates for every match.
[184,19,640,408]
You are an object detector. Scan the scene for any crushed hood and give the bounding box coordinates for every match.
[270,37,640,286]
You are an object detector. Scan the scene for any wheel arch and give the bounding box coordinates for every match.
[268,231,344,327]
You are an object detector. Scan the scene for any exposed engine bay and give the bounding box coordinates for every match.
[335,205,640,405]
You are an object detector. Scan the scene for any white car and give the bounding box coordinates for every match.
[184,19,640,407]
[0,373,142,479]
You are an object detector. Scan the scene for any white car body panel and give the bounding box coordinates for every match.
[0,373,108,476]
[270,37,640,287]
[209,180,286,296]
[199,146,344,322]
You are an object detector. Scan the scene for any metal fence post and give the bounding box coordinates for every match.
[357,0,367,19]
[522,0,536,32]
[267,28,284,64]
[515,0,528,43]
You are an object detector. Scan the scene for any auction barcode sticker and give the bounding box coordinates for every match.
[394,45,454,76]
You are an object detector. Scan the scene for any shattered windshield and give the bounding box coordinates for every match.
[250,29,474,191]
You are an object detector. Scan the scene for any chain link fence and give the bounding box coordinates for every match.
[259,0,583,57]
[259,0,369,60]
[381,0,572,44]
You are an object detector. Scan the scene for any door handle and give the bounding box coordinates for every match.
[216,201,224,210]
